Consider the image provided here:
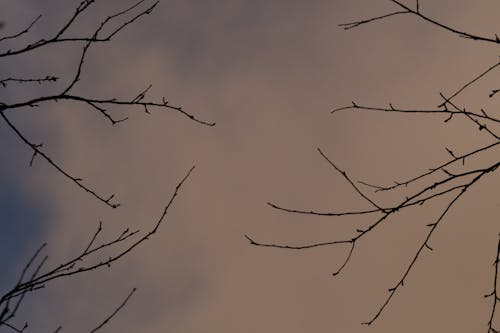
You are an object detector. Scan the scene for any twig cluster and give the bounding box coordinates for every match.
[1,1,211,332]
[247,0,499,327]
[0,0,214,208]
[0,166,195,332]
[340,0,500,44]
[485,235,500,333]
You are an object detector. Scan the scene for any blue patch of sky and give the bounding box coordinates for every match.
[0,129,50,296]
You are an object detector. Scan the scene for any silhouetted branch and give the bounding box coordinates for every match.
[362,164,496,325]
[0,15,41,43]
[485,235,500,333]
[438,60,500,107]
[253,146,497,249]
[245,234,352,250]
[0,0,214,208]
[0,1,157,57]
[0,243,47,327]
[0,166,195,331]
[317,148,382,210]
[490,89,500,98]
[340,0,500,44]
[89,288,136,333]
[267,201,381,216]
[357,141,499,193]
[0,110,121,208]
[439,93,499,140]
[331,102,499,125]
[0,320,27,333]
[49,289,137,333]
[0,1,211,332]
[0,76,58,88]
[253,149,498,324]
[251,2,500,327]
[339,10,410,30]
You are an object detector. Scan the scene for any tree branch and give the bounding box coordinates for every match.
[89,288,136,333]
[485,235,500,333]
[340,0,500,44]
[0,166,195,329]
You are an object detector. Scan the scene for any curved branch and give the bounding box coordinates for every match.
[0,15,41,43]
[485,235,500,333]
[89,288,136,333]
[340,0,500,44]
[0,166,195,326]
[0,110,120,208]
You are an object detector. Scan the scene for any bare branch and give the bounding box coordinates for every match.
[359,141,499,193]
[54,0,96,40]
[254,0,500,328]
[485,235,500,333]
[331,102,499,124]
[439,93,499,140]
[245,234,352,250]
[0,166,195,327]
[0,1,211,332]
[267,201,381,216]
[0,0,214,208]
[0,0,158,58]
[340,0,500,44]
[0,76,58,88]
[0,15,41,43]
[89,288,136,333]
[317,147,383,211]
[438,60,500,107]
[363,164,497,325]
[339,11,410,30]
[0,110,120,208]
[0,320,27,333]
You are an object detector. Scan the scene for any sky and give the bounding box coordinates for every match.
[0,0,499,332]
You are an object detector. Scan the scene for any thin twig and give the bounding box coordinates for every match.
[340,0,500,44]
[485,235,500,333]
[0,76,58,88]
[89,288,136,333]
[0,15,41,43]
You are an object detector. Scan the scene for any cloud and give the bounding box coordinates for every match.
[1,1,498,332]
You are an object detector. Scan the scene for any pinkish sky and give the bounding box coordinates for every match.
[0,1,499,332]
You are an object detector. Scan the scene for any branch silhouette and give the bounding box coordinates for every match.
[0,166,195,332]
[248,1,500,327]
[0,0,214,208]
[340,0,500,44]
[485,235,500,333]
[0,0,212,331]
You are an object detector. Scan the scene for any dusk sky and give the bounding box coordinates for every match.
[0,1,499,332]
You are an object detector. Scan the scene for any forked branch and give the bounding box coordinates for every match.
[0,0,214,208]
[340,0,500,44]
[0,166,195,332]
[250,2,500,326]
[485,235,500,333]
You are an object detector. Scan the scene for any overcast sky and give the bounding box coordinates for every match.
[1,1,499,332]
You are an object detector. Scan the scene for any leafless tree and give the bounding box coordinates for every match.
[0,1,213,332]
[247,1,499,331]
